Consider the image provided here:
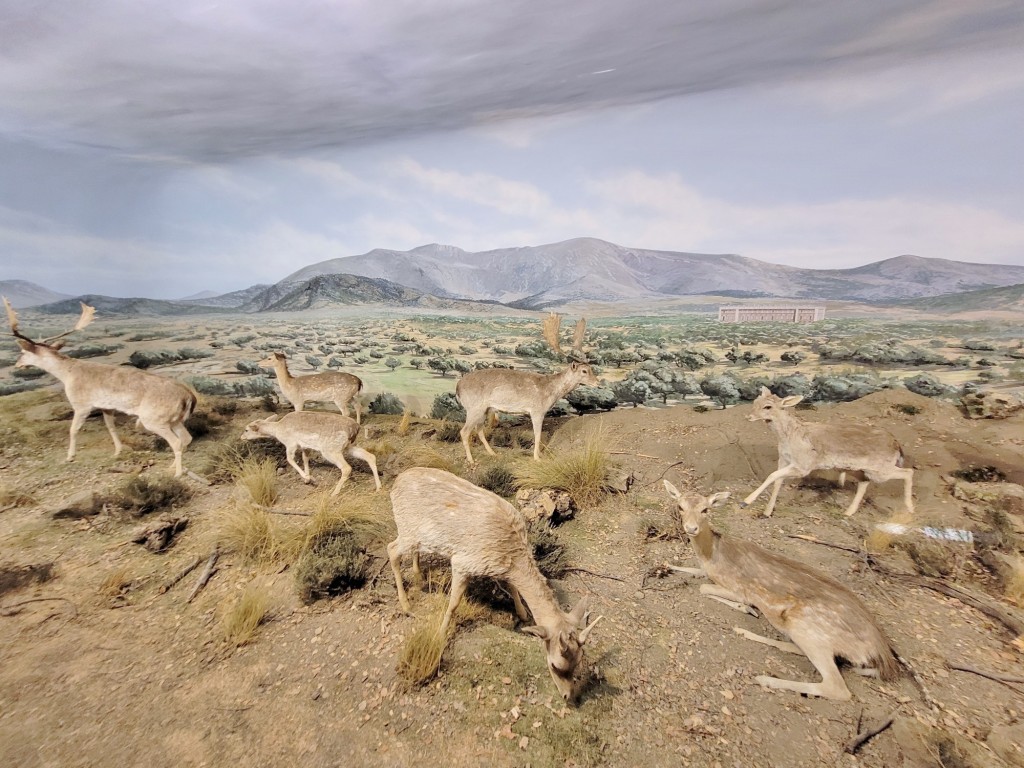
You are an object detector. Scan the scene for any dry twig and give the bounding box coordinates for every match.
[845,710,897,754]
[186,548,220,603]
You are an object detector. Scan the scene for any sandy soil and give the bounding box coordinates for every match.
[2,387,1024,768]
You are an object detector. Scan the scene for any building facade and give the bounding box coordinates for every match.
[718,305,826,323]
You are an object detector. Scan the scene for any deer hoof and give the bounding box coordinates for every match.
[738,501,748,509]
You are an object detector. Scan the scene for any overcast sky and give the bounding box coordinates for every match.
[1,0,1023,298]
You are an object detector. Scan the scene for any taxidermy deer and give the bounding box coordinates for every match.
[260,352,363,423]
[664,483,901,701]
[240,411,381,495]
[4,297,196,477]
[741,387,914,517]
[388,467,602,702]
[457,313,599,464]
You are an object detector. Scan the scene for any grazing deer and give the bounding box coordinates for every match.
[741,387,914,517]
[457,314,599,464]
[388,467,602,701]
[260,352,363,423]
[4,298,196,477]
[664,482,901,700]
[240,411,381,495]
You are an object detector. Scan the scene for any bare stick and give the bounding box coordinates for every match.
[185,469,211,486]
[786,534,861,554]
[267,509,313,517]
[845,710,897,755]
[160,555,202,594]
[563,566,626,582]
[0,597,78,618]
[948,662,1024,695]
[609,451,660,459]
[186,548,220,603]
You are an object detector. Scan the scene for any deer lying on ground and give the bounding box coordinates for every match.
[457,314,599,464]
[664,482,901,700]
[388,467,602,701]
[4,298,196,477]
[240,411,380,495]
[261,352,363,423]
[741,387,914,517]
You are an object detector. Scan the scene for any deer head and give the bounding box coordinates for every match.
[522,596,603,702]
[663,481,730,536]
[748,386,803,423]
[240,415,282,440]
[259,351,287,367]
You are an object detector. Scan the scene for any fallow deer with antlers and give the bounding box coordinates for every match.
[457,313,599,464]
[4,297,197,477]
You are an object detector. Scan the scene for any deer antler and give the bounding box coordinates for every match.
[39,302,95,345]
[572,318,586,352]
[542,312,562,355]
[2,295,34,345]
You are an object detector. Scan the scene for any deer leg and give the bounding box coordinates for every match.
[508,584,530,622]
[171,421,193,450]
[302,449,310,478]
[285,445,311,483]
[844,480,870,517]
[67,408,91,461]
[142,420,184,477]
[439,564,469,637]
[325,450,352,497]
[754,639,852,701]
[733,627,802,655]
[741,465,802,509]
[667,565,706,577]
[700,584,759,617]
[901,468,915,516]
[477,424,497,457]
[388,540,412,613]
[763,478,785,517]
[529,411,545,461]
[411,550,423,585]
[101,410,123,456]
[837,471,847,487]
[460,408,486,465]
[345,445,381,491]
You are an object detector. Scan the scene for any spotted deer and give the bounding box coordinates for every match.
[665,483,902,701]
[240,411,380,495]
[457,313,598,464]
[388,467,602,701]
[261,352,363,423]
[741,387,914,517]
[4,298,196,476]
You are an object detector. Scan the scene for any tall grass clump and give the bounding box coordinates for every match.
[235,457,279,507]
[396,598,449,686]
[215,503,282,564]
[512,429,613,508]
[221,583,272,647]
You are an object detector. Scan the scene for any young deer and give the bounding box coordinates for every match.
[4,298,196,477]
[261,352,363,423]
[388,467,602,701]
[742,387,914,517]
[240,411,381,495]
[457,314,598,464]
[664,482,901,701]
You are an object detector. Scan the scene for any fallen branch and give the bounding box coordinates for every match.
[845,710,897,755]
[160,555,202,594]
[948,662,1024,695]
[609,451,660,460]
[0,597,78,618]
[186,548,220,603]
[786,534,861,554]
[563,566,626,582]
[185,469,211,486]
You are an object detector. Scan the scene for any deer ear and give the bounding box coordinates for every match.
[521,625,550,640]
[780,395,803,408]
[50,340,66,350]
[566,596,590,628]
[708,491,731,507]
[15,338,31,351]
[759,386,771,397]
[570,361,579,370]
[663,480,681,500]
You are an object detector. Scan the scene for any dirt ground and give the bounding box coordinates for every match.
[2,387,1024,768]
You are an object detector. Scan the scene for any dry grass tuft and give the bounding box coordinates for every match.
[363,436,399,465]
[221,583,271,647]
[386,445,458,476]
[234,457,279,507]
[475,463,517,498]
[215,503,284,564]
[98,566,132,597]
[103,475,192,517]
[513,428,613,508]
[434,421,463,443]
[397,598,449,686]
[866,512,913,553]
[397,409,412,437]
[1005,555,1024,605]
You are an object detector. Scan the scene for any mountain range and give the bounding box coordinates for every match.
[6,238,1024,314]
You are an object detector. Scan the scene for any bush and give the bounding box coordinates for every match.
[369,392,405,415]
[65,343,122,359]
[810,373,888,402]
[700,374,740,408]
[566,385,618,414]
[294,529,370,603]
[770,373,811,398]
[476,464,517,498]
[903,373,952,398]
[430,392,466,421]
[103,475,193,517]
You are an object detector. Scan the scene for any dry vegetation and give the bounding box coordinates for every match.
[221,582,272,647]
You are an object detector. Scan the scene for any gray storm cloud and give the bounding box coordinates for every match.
[1,0,1021,160]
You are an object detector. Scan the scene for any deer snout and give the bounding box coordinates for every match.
[683,522,700,536]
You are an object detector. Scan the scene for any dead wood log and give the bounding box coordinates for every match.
[186,548,220,603]
[160,555,202,594]
[131,517,188,553]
